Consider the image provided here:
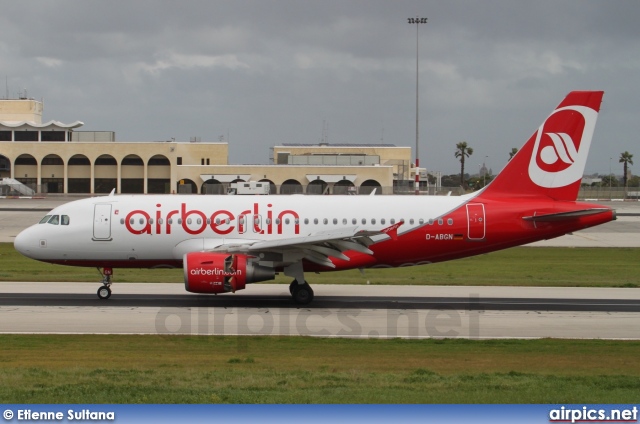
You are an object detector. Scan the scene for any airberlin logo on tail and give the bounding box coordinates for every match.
[528,105,598,188]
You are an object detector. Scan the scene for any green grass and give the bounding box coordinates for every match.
[2,245,640,403]
[2,242,639,287]
[1,335,639,403]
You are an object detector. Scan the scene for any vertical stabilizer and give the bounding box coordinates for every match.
[481,91,604,201]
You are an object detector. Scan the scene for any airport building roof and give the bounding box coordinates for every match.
[0,120,84,129]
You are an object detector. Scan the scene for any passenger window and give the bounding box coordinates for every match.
[409,219,414,225]
[438,219,443,225]
[333,218,338,225]
[149,218,154,225]
[381,218,386,225]
[159,218,164,225]
[285,218,290,225]
[61,215,70,225]
[390,218,395,224]
[352,218,357,225]
[361,218,366,225]
[323,218,328,225]
[314,218,318,225]
[39,215,51,224]
[372,218,376,225]
[276,218,281,225]
[342,218,347,225]
[304,218,309,225]
[419,219,424,225]
[120,218,124,225]
[47,215,59,225]
[447,218,453,225]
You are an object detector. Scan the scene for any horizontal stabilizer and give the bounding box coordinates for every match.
[522,208,612,222]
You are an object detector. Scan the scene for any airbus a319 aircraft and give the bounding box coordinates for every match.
[14,91,615,304]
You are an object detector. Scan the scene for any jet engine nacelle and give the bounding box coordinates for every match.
[183,252,275,294]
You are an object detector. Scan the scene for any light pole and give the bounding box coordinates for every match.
[483,155,488,187]
[609,157,612,189]
[408,16,427,195]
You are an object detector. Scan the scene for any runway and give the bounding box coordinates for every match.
[1,283,639,339]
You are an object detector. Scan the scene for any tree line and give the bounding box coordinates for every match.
[446,143,635,189]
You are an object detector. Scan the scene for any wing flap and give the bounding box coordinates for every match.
[206,225,387,267]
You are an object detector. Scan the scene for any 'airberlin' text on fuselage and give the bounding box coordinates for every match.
[124,203,300,236]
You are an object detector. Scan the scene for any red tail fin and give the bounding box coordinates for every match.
[481,91,604,201]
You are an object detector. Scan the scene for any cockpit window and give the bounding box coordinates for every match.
[61,215,70,225]
[47,215,60,225]
[39,215,52,224]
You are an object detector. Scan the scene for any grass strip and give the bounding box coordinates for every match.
[1,335,639,403]
[1,243,639,287]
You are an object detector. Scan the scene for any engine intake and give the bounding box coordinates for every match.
[183,252,275,294]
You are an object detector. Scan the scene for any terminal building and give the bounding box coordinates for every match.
[0,96,413,195]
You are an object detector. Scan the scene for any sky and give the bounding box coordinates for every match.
[1,0,639,176]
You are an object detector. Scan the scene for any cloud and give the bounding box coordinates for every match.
[135,53,250,75]
[0,0,638,174]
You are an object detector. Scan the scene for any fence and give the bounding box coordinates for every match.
[3,181,637,199]
[578,187,639,200]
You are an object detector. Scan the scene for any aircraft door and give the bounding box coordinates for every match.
[466,203,486,241]
[93,204,112,240]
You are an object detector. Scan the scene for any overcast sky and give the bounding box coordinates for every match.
[1,1,638,175]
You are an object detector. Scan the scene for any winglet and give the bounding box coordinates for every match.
[380,221,404,241]
[109,188,116,196]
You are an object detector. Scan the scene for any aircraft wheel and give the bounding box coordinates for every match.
[292,283,314,305]
[289,280,297,295]
[97,286,112,300]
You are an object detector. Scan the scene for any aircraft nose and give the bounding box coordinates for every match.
[14,227,35,257]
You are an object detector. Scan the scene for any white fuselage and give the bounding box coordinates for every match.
[14,193,472,266]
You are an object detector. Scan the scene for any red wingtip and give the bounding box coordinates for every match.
[381,221,404,241]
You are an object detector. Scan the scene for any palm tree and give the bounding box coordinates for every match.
[509,148,518,160]
[454,141,473,188]
[619,151,634,187]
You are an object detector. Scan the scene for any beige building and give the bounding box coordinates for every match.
[1,98,410,195]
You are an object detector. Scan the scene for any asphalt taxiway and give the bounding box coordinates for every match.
[1,283,639,339]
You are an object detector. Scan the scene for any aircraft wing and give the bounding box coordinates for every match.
[207,223,402,268]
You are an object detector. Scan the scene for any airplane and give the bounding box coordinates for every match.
[13,91,615,304]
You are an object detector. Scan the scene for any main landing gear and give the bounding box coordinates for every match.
[284,262,314,305]
[97,267,113,300]
[289,280,314,305]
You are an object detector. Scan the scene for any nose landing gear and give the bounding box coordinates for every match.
[97,267,113,300]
